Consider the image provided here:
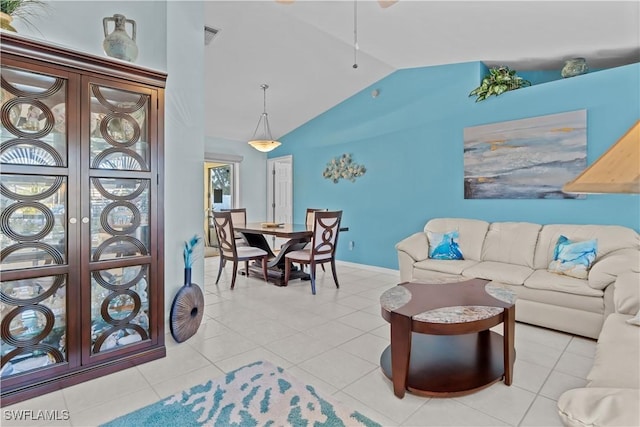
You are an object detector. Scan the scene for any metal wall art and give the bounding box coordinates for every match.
[322,153,366,183]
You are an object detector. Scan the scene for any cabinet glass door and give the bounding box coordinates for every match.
[0,66,72,378]
[87,83,152,356]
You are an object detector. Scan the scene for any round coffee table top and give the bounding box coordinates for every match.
[380,279,516,324]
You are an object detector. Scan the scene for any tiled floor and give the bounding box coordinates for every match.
[3,258,596,426]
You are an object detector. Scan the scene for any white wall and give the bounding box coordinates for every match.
[13,1,206,325]
[164,2,206,313]
[205,136,267,221]
[14,1,167,71]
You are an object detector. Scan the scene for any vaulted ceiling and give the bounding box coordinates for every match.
[203,1,640,143]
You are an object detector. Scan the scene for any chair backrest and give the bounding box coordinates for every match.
[212,211,237,258]
[221,208,246,227]
[305,208,328,228]
[311,210,342,258]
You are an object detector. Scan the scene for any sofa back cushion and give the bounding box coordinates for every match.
[533,224,640,270]
[424,218,489,261]
[481,222,542,268]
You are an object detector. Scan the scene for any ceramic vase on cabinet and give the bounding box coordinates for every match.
[102,14,138,62]
[561,58,588,78]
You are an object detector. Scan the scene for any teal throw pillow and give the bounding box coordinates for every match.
[427,230,464,260]
[548,235,597,279]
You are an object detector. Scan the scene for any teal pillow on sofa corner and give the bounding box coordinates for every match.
[548,235,597,279]
[427,230,464,260]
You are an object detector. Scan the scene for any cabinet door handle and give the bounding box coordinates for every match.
[82,217,89,224]
[69,218,77,224]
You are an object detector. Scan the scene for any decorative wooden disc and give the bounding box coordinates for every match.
[169,283,204,343]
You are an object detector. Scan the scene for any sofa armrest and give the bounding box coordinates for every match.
[613,271,640,315]
[557,387,639,427]
[588,248,640,290]
[395,232,429,262]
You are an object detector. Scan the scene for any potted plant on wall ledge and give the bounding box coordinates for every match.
[1,0,46,32]
[469,66,531,102]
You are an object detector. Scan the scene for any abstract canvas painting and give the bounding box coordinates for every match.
[464,110,587,199]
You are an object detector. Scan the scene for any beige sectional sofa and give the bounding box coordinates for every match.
[557,271,640,427]
[396,218,639,339]
[396,218,640,426]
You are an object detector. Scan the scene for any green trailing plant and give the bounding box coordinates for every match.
[469,66,531,102]
[1,0,46,32]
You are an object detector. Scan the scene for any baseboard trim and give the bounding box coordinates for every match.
[335,260,399,275]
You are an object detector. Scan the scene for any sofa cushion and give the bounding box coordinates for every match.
[481,222,541,268]
[424,218,489,261]
[533,224,639,270]
[548,235,597,279]
[462,261,533,285]
[587,313,640,389]
[414,259,478,276]
[613,271,640,315]
[588,248,640,290]
[525,270,604,298]
[558,388,640,427]
[427,230,463,260]
[511,284,604,314]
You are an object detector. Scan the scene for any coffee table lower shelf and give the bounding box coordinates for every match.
[380,331,510,397]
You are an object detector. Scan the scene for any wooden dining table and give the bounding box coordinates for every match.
[234,222,348,286]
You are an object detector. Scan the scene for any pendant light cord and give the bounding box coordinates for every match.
[353,0,358,69]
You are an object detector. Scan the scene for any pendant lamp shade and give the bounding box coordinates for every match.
[248,84,281,153]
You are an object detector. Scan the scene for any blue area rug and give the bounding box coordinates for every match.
[101,360,381,427]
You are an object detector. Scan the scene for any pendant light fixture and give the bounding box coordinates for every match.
[248,84,282,153]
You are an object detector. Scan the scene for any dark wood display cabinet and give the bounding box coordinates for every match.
[0,33,166,405]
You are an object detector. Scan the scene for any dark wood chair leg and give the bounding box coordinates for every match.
[310,262,316,295]
[230,260,238,290]
[245,260,249,276]
[261,256,268,282]
[321,264,325,272]
[215,256,224,284]
[330,259,339,288]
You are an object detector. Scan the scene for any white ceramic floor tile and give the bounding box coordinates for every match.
[69,388,159,427]
[304,320,365,347]
[337,295,381,310]
[565,336,597,358]
[514,338,564,368]
[331,391,400,427]
[338,333,390,365]
[370,323,390,339]
[151,364,225,399]
[190,330,260,363]
[516,323,572,351]
[341,369,428,424]
[136,342,212,384]
[554,351,594,379]
[234,318,299,345]
[401,398,509,426]
[520,395,565,426]
[336,310,388,331]
[540,371,589,401]
[62,366,150,414]
[298,348,377,389]
[454,383,537,425]
[309,302,359,320]
[512,359,553,393]
[285,366,339,397]
[2,391,70,427]
[213,347,294,373]
[263,332,334,364]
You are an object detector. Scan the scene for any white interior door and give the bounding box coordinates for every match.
[267,155,293,249]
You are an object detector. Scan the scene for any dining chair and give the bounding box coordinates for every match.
[212,211,269,289]
[221,208,247,245]
[304,208,328,272]
[284,210,342,295]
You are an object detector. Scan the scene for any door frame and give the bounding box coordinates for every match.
[267,155,293,249]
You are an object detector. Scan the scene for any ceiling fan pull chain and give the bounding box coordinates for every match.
[353,0,359,69]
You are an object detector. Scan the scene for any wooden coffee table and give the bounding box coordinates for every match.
[379,278,516,398]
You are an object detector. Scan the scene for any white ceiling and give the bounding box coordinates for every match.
[204,1,640,143]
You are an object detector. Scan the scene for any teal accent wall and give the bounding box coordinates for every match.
[269,61,640,270]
